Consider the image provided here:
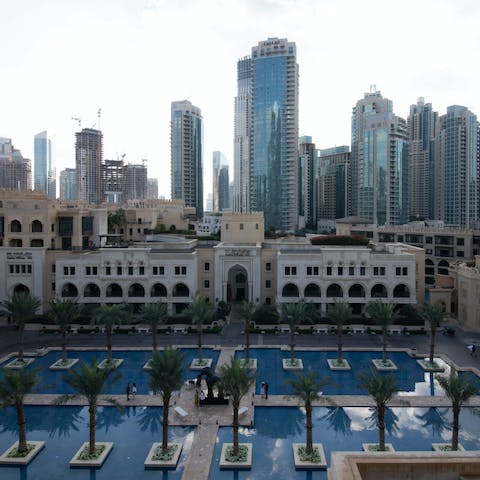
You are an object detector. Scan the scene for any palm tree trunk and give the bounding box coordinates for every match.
[197,325,203,362]
[89,404,96,454]
[62,330,67,363]
[378,403,386,451]
[16,399,28,453]
[382,327,387,363]
[305,402,313,455]
[232,408,239,455]
[162,394,170,451]
[429,325,436,365]
[290,330,295,361]
[337,329,343,363]
[18,323,24,362]
[107,329,112,363]
[152,330,157,352]
[245,327,250,364]
[452,405,460,450]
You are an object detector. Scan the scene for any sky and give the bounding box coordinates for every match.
[2,0,480,203]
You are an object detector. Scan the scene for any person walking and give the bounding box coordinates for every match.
[260,382,265,399]
[472,344,477,357]
[126,383,131,401]
[132,382,137,399]
[264,381,269,399]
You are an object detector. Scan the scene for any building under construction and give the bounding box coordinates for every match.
[0,138,32,191]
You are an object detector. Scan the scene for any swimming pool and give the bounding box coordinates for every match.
[208,406,480,480]
[0,405,193,480]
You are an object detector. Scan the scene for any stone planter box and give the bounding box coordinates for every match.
[372,359,398,371]
[327,359,351,371]
[220,443,252,469]
[362,443,395,452]
[239,358,257,370]
[282,358,304,371]
[70,442,114,468]
[5,358,35,369]
[432,443,465,452]
[98,358,123,370]
[292,443,327,469]
[0,441,45,465]
[144,442,183,469]
[190,358,213,370]
[416,359,445,372]
[49,358,79,370]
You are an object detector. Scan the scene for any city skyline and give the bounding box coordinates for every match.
[1,0,480,202]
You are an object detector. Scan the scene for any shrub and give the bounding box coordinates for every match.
[310,235,370,246]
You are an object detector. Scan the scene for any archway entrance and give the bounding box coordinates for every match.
[227,265,248,302]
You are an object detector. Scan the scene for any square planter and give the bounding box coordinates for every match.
[362,443,395,452]
[416,359,445,372]
[0,441,45,465]
[282,358,304,371]
[372,359,397,371]
[144,442,183,469]
[220,443,252,469]
[327,359,351,371]
[49,358,79,370]
[239,358,257,370]
[292,443,327,469]
[98,358,123,370]
[190,358,213,370]
[70,442,114,468]
[5,358,35,369]
[432,443,465,452]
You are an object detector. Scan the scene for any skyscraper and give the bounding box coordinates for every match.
[124,163,147,201]
[434,105,478,227]
[59,168,77,201]
[350,88,408,225]
[298,136,318,230]
[233,56,251,213]
[147,178,158,200]
[407,98,437,220]
[75,128,103,205]
[212,151,230,212]
[170,100,203,218]
[102,159,124,204]
[249,38,299,232]
[0,137,32,191]
[34,131,56,198]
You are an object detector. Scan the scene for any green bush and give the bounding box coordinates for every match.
[310,235,370,246]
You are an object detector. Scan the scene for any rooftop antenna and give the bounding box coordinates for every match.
[71,117,82,129]
[97,108,102,130]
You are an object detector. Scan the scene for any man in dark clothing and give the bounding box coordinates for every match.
[126,383,131,401]
[264,382,269,399]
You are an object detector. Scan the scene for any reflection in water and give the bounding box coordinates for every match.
[415,407,450,437]
[319,407,352,437]
[48,406,82,438]
[137,406,162,435]
[366,407,399,437]
[258,407,303,439]
[96,406,125,433]
[89,467,96,480]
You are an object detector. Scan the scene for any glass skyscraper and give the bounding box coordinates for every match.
[233,38,299,231]
[170,100,203,218]
[34,130,56,198]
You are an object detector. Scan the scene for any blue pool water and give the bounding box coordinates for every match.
[0,406,193,480]
[235,349,460,396]
[208,406,480,480]
[0,348,219,395]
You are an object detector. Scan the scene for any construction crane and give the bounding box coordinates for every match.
[97,108,102,130]
[71,117,82,129]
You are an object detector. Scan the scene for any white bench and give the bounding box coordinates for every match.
[313,326,329,334]
[174,327,188,334]
[138,327,150,334]
[238,406,249,416]
[388,327,402,334]
[174,406,188,417]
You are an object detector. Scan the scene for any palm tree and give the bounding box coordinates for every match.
[93,304,129,364]
[0,368,40,454]
[366,301,398,364]
[184,295,213,363]
[328,301,352,365]
[1,293,41,363]
[286,369,331,456]
[436,369,479,450]
[145,348,185,452]
[218,357,255,457]
[358,368,398,451]
[241,302,256,365]
[139,302,168,351]
[49,298,79,364]
[282,301,308,364]
[56,360,121,455]
[421,303,445,365]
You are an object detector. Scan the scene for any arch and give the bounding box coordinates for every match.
[438,260,449,275]
[31,220,43,233]
[304,283,321,298]
[30,239,44,247]
[10,220,21,233]
[84,283,101,298]
[61,283,78,298]
[348,284,365,298]
[128,283,145,297]
[9,239,22,247]
[235,272,247,283]
[227,264,248,302]
[172,283,189,297]
[393,284,410,298]
[151,283,167,297]
[13,284,30,296]
[282,283,299,297]
[106,283,123,298]
[326,283,343,298]
[425,258,434,265]
[371,283,388,298]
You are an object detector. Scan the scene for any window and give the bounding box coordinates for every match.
[139,266,145,275]
[204,262,210,272]
[326,266,332,276]
[403,267,408,276]
[360,266,366,276]
[240,223,244,230]
[307,266,319,276]
[284,266,297,276]
[52,282,55,291]
[85,266,98,276]
[265,262,272,272]
[117,266,122,275]
[175,266,187,275]
[457,251,464,257]
[337,267,343,276]
[396,267,408,276]
[349,266,354,276]
[426,236,432,244]
[265,279,271,289]
[106,266,111,275]
[374,267,385,276]
[152,266,165,276]
[204,280,210,288]
[255,223,259,230]
[426,248,433,255]
[128,266,134,275]
[52,264,56,273]
[265,297,271,305]
[63,266,75,275]
[457,238,465,246]
[397,235,404,242]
